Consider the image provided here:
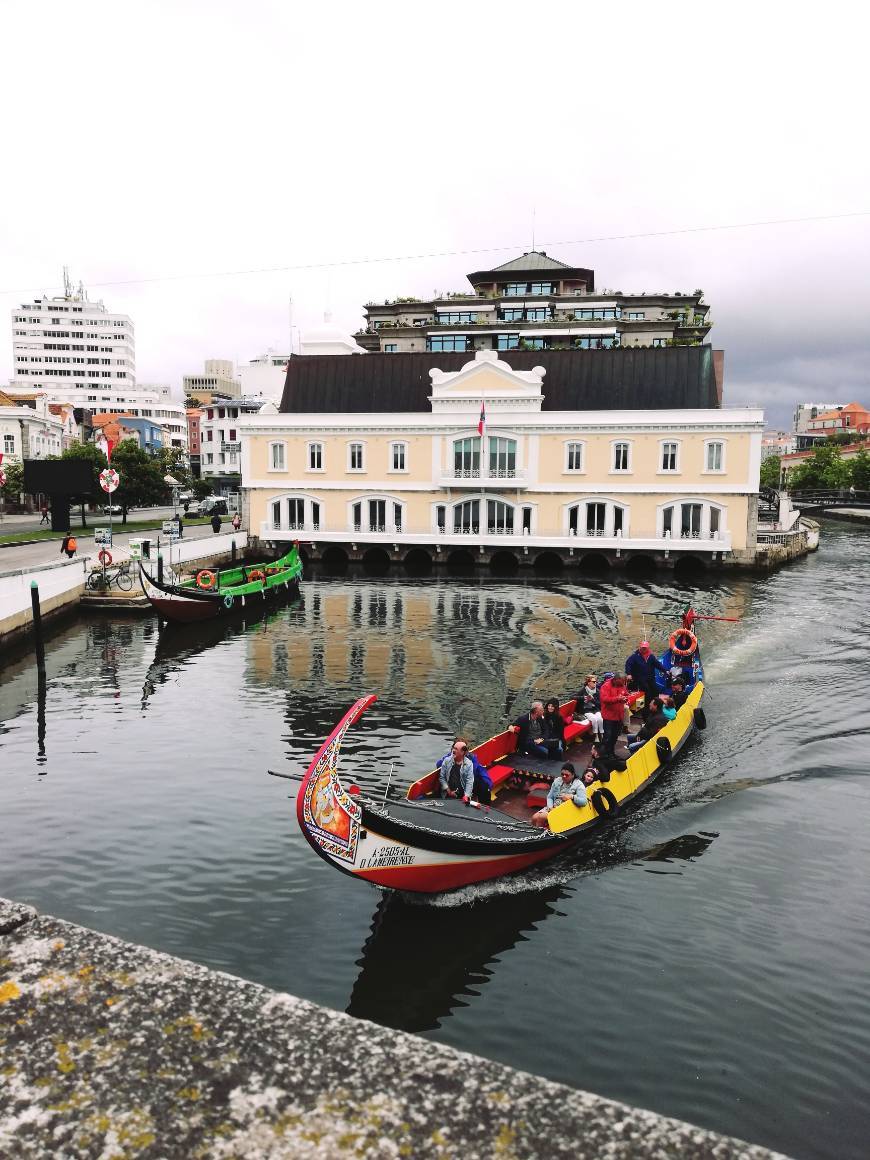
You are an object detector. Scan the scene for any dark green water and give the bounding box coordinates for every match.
[2,522,868,1160]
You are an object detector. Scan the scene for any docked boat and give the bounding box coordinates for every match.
[139,543,302,623]
[296,615,707,894]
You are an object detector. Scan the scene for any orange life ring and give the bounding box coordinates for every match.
[98,549,112,567]
[196,569,217,590]
[247,569,265,583]
[669,627,698,658]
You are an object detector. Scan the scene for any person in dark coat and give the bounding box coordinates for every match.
[510,701,549,759]
[627,699,669,753]
[625,641,668,719]
[210,512,222,534]
[542,698,566,756]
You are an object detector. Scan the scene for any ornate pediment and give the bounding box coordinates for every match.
[429,350,545,415]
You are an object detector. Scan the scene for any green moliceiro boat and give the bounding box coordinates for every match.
[139,543,303,623]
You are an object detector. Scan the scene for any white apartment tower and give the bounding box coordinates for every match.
[8,270,136,409]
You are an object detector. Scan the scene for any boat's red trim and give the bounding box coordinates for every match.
[147,594,219,621]
[351,844,562,893]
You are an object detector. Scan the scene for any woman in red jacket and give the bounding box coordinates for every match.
[599,674,630,756]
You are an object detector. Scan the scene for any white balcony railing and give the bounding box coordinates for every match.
[438,467,528,487]
[259,520,732,553]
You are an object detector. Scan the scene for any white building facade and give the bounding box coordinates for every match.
[9,279,135,406]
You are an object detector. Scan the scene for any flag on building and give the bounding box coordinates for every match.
[478,401,486,436]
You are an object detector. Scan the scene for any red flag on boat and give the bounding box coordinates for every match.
[478,401,486,436]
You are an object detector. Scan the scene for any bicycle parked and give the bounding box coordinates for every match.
[86,560,133,592]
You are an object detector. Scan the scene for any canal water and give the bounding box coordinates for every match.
[1,521,868,1160]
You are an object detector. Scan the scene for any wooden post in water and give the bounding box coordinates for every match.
[30,581,46,673]
[231,539,236,563]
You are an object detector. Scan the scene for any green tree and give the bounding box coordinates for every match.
[759,455,781,490]
[788,443,851,490]
[0,461,24,506]
[850,450,870,491]
[61,442,108,527]
[111,439,168,523]
[155,446,190,483]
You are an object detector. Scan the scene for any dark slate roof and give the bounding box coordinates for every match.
[488,251,573,272]
[279,345,722,414]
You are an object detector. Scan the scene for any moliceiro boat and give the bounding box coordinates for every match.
[140,543,302,623]
[296,619,706,894]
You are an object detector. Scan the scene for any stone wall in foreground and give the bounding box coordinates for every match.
[0,898,789,1159]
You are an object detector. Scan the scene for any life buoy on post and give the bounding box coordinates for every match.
[98,549,112,567]
[591,787,619,817]
[196,569,217,590]
[669,628,698,658]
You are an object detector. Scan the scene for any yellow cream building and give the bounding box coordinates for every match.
[240,349,763,573]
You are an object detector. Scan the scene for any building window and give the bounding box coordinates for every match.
[612,441,631,472]
[288,498,305,528]
[390,441,407,472]
[705,440,725,472]
[487,499,514,533]
[575,308,620,320]
[489,437,516,477]
[427,335,469,352]
[522,506,532,533]
[436,312,478,324]
[565,442,584,472]
[3,435,14,455]
[660,441,680,472]
[496,334,520,350]
[311,501,320,530]
[453,499,480,533]
[348,442,365,471]
[568,500,629,537]
[500,308,525,322]
[660,501,724,540]
[436,505,446,532]
[383,344,398,353]
[652,338,667,347]
[272,500,282,529]
[269,442,286,471]
[453,437,480,477]
[625,311,645,320]
[307,442,323,471]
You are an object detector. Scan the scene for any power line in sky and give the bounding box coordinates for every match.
[2,209,868,297]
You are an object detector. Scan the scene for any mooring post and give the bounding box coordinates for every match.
[231,539,237,562]
[30,581,46,673]
[157,554,163,584]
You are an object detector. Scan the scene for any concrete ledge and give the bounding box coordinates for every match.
[0,898,787,1159]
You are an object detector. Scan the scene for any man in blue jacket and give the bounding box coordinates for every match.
[625,641,668,720]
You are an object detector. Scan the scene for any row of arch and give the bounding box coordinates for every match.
[270,492,728,539]
[305,544,712,580]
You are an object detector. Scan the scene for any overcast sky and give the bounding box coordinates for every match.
[2,0,868,428]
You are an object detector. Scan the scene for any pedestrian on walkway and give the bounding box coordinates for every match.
[231,512,241,532]
[60,531,77,559]
[39,504,50,525]
[211,512,222,534]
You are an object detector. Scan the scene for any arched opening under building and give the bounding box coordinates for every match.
[533,551,564,574]
[321,545,349,575]
[579,552,610,577]
[624,554,657,580]
[403,548,433,576]
[490,550,519,576]
[446,549,476,574]
[673,555,707,582]
[296,546,311,569]
[362,547,391,576]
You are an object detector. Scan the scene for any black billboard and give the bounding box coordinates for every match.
[23,459,96,496]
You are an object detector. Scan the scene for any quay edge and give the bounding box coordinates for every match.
[0,897,790,1159]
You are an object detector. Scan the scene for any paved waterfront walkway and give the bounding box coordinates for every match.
[0,897,788,1159]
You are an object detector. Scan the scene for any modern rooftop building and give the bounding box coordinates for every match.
[182,359,240,404]
[8,272,136,406]
[355,251,712,356]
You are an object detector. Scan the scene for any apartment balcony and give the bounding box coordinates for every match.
[436,467,529,488]
[259,521,732,554]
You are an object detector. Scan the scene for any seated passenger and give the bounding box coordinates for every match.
[670,678,688,710]
[542,698,566,757]
[436,744,492,804]
[660,694,677,721]
[575,673,604,743]
[531,762,587,828]
[437,739,475,800]
[626,698,669,753]
[510,701,549,759]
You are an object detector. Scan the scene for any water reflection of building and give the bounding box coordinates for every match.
[245,580,749,727]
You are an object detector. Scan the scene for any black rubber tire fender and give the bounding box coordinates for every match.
[656,736,672,763]
[591,786,619,817]
[693,707,707,730]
